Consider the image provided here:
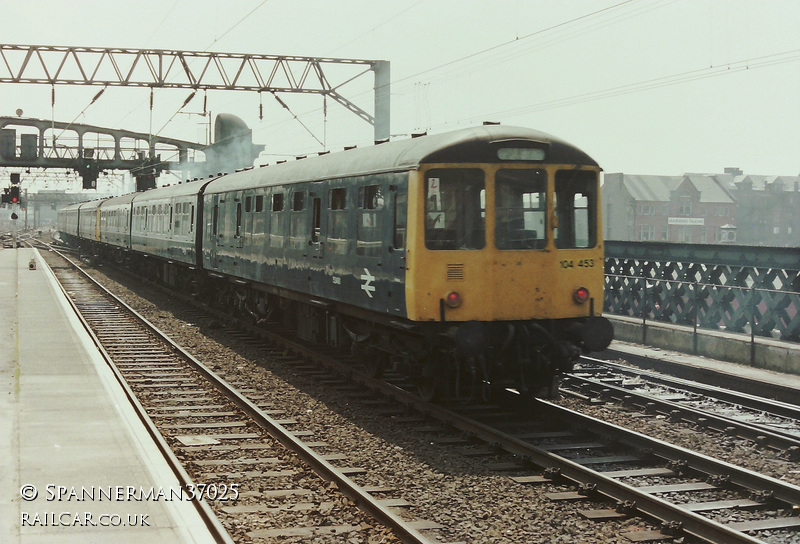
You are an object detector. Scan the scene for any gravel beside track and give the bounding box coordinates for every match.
[64,255,798,543]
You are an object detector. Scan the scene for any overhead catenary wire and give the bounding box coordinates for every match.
[249,0,660,142]
[326,0,425,56]
[437,47,800,128]
[270,92,324,147]
[113,0,271,133]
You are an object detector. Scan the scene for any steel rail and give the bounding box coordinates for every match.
[598,347,800,405]
[562,372,800,454]
[532,399,800,543]
[41,248,235,544]
[580,356,800,418]
[365,384,794,544]
[217,317,800,544]
[46,239,800,544]
[47,247,435,544]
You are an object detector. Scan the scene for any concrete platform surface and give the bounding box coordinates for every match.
[1,248,219,543]
[607,339,800,390]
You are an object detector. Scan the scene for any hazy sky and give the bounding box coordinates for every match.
[1,0,799,188]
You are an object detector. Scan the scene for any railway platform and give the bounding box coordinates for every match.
[0,248,219,543]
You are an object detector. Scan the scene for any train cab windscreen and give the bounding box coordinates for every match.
[425,169,485,250]
[554,170,597,249]
[495,169,547,250]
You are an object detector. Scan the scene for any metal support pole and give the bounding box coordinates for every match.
[11,203,18,248]
[750,286,756,366]
[693,281,698,354]
[641,276,648,345]
[373,61,391,141]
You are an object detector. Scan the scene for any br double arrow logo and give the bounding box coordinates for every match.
[360,268,375,298]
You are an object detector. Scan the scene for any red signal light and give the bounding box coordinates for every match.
[574,287,590,304]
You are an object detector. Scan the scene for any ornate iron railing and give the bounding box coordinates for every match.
[604,275,800,342]
[603,242,800,343]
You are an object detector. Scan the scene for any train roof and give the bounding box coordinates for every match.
[131,178,217,202]
[110,178,218,206]
[78,199,104,211]
[59,202,83,212]
[57,126,598,209]
[100,192,138,207]
[204,125,598,195]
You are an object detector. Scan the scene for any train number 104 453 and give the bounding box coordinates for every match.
[559,259,594,269]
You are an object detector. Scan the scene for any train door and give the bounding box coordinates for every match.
[209,194,220,268]
[95,206,101,241]
[311,195,322,259]
[243,192,254,250]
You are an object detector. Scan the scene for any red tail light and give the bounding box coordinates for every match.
[445,291,462,308]
[574,287,590,304]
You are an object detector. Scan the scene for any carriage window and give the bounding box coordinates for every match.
[245,196,252,213]
[359,185,384,209]
[292,191,305,211]
[424,169,485,250]
[272,193,284,212]
[255,195,264,213]
[330,188,347,210]
[495,169,547,250]
[555,170,597,249]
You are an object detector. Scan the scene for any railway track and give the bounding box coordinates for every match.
[37,240,800,543]
[40,247,439,543]
[190,324,800,544]
[601,346,800,405]
[563,357,800,458]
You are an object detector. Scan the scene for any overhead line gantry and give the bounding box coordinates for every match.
[0,44,390,140]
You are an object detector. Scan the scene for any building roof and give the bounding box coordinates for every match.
[617,174,734,203]
[619,175,681,201]
[731,175,800,192]
[684,174,735,203]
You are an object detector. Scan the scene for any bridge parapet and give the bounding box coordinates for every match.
[604,241,800,343]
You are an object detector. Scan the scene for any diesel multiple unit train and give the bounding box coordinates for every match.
[58,125,613,400]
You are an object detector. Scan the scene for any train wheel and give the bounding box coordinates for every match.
[363,348,386,379]
[417,375,440,402]
[480,380,493,403]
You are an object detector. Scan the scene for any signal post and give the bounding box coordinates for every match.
[2,173,22,247]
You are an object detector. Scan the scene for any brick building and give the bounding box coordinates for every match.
[602,173,737,243]
[722,171,800,246]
